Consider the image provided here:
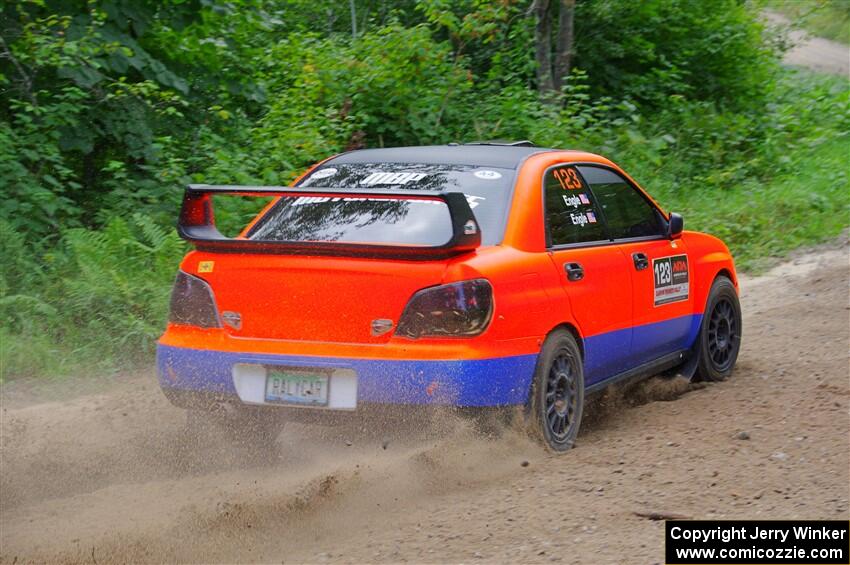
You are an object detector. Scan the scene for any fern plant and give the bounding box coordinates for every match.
[62,214,186,358]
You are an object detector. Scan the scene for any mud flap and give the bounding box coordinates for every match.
[662,323,701,381]
[656,316,702,381]
[676,341,700,381]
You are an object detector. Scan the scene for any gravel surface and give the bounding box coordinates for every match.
[1,243,848,564]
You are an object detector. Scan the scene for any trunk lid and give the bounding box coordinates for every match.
[206,254,447,343]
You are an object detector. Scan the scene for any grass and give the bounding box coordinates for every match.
[658,136,849,271]
[765,0,850,43]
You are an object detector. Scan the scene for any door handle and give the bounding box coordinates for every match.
[564,262,584,281]
[632,252,649,271]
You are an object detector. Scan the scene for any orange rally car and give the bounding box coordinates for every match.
[157,142,742,451]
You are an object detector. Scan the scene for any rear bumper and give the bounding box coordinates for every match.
[156,344,537,408]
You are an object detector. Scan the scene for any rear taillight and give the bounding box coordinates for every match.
[395,279,493,339]
[168,271,221,328]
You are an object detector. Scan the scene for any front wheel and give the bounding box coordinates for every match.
[695,275,742,381]
[528,330,585,452]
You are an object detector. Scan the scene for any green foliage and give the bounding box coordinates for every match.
[573,0,779,109]
[1,0,847,379]
[243,24,473,183]
[0,215,185,379]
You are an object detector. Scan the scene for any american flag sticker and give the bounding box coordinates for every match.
[586,211,597,223]
[579,193,590,205]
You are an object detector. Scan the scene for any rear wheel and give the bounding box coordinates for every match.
[696,276,742,381]
[528,330,585,452]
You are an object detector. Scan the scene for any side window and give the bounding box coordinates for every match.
[578,166,663,239]
[544,165,607,246]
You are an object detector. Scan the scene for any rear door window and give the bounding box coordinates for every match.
[577,166,663,240]
[544,165,607,246]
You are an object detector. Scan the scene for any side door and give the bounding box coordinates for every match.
[543,164,635,386]
[577,165,696,367]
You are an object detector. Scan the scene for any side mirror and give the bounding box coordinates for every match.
[668,212,684,239]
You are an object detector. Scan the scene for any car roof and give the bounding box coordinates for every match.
[327,144,563,169]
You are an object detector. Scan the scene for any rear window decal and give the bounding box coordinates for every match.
[473,170,502,180]
[309,167,337,180]
[553,167,584,190]
[569,211,598,226]
[466,195,485,209]
[360,172,427,185]
[562,193,591,208]
[653,254,689,306]
[290,196,372,206]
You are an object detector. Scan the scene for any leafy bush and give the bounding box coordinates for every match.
[0,215,185,379]
[577,0,780,110]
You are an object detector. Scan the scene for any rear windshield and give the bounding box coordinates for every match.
[248,195,453,246]
[249,163,514,246]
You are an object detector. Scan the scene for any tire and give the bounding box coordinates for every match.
[695,276,742,382]
[528,329,585,452]
[186,406,283,450]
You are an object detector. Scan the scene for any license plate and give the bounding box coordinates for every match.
[265,369,329,406]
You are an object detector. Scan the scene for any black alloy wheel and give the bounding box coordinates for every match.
[696,275,742,381]
[529,330,585,451]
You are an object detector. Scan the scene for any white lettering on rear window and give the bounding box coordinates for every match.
[360,172,427,185]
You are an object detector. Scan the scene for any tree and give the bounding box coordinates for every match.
[553,0,575,91]
[533,0,576,97]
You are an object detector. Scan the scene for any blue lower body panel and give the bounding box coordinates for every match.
[583,314,702,386]
[157,344,538,407]
[157,314,702,408]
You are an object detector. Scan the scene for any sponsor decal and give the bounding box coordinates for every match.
[653,254,689,306]
[198,260,214,273]
[465,195,485,209]
[570,212,589,226]
[586,211,597,223]
[291,194,484,210]
[309,167,337,180]
[562,194,582,208]
[360,172,427,185]
[579,193,590,205]
[290,196,371,206]
[473,169,502,180]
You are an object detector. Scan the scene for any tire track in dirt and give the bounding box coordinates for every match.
[1,241,848,563]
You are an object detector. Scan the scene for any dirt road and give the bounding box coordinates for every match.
[765,10,849,75]
[1,241,848,564]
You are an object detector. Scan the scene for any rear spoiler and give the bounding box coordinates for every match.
[177,184,482,259]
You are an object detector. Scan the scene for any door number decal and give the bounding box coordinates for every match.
[653,254,689,306]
